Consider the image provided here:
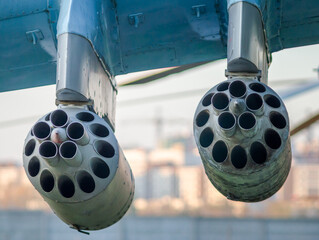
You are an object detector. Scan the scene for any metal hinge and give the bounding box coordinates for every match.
[26,29,44,45]
[128,13,144,28]
[192,5,207,18]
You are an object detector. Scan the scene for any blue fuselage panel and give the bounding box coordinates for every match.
[1,0,319,92]
[0,0,59,92]
[114,0,228,74]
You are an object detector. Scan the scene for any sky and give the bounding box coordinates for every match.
[1,44,319,162]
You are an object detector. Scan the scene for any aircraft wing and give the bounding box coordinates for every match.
[1,0,319,92]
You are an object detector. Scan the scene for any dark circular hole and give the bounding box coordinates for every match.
[270,112,287,129]
[229,80,247,98]
[91,158,110,179]
[89,123,109,138]
[51,109,68,127]
[212,141,228,163]
[264,94,281,108]
[45,113,51,121]
[199,128,214,148]
[58,175,75,198]
[33,121,51,140]
[212,93,229,110]
[39,141,57,158]
[94,140,115,158]
[67,122,84,140]
[246,93,263,111]
[217,82,230,92]
[76,112,95,122]
[202,93,214,107]
[239,112,256,130]
[196,110,210,127]
[25,139,36,157]
[40,170,54,192]
[249,83,266,93]
[77,171,95,193]
[218,112,235,129]
[250,142,267,164]
[60,141,77,159]
[231,145,247,169]
[265,129,282,149]
[28,157,40,177]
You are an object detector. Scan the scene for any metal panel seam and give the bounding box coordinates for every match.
[0,9,47,21]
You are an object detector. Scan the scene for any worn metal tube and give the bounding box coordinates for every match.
[32,121,51,141]
[67,122,90,145]
[218,112,236,137]
[246,93,264,116]
[51,109,69,128]
[238,112,257,137]
[39,140,59,166]
[59,141,82,167]
[212,93,229,114]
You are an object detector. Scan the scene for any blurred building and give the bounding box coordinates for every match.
[125,142,244,216]
[292,161,319,199]
[0,163,48,210]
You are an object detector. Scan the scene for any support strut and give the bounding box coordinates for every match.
[227,2,270,83]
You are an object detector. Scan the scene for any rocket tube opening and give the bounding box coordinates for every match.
[58,175,75,198]
[270,112,287,129]
[39,141,57,158]
[265,129,281,149]
[239,112,256,130]
[33,121,51,140]
[91,157,110,179]
[51,109,68,127]
[199,128,214,148]
[76,112,94,122]
[196,110,210,127]
[264,94,281,108]
[212,93,229,111]
[60,141,77,159]
[212,141,228,163]
[202,93,214,107]
[94,140,115,158]
[229,80,247,98]
[231,145,247,169]
[89,123,109,138]
[250,142,267,164]
[218,112,236,129]
[77,171,95,193]
[40,170,54,192]
[28,157,40,177]
[217,82,230,91]
[249,83,266,93]
[67,122,84,140]
[246,93,263,111]
[25,139,36,156]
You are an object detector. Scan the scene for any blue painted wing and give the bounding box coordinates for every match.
[1,0,319,92]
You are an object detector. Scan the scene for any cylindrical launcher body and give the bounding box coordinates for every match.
[193,78,291,202]
[23,107,134,230]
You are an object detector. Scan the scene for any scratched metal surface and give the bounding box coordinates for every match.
[1,0,319,92]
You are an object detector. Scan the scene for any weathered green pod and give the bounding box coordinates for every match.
[193,78,291,202]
